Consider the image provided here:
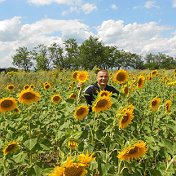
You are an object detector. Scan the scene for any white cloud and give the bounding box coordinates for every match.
[172,0,176,8]
[144,0,159,9]
[81,3,97,14]
[111,4,118,11]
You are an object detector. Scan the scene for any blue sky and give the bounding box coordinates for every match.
[0,0,176,68]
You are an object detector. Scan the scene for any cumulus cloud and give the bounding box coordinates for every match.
[172,0,176,8]
[111,4,118,10]
[81,3,97,14]
[144,0,159,9]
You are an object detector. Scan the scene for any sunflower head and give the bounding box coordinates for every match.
[18,89,41,105]
[68,139,78,150]
[76,71,89,83]
[165,100,172,113]
[119,110,134,129]
[74,105,89,120]
[0,97,17,112]
[68,93,77,99]
[98,90,112,97]
[150,97,161,111]
[43,82,51,90]
[23,84,30,90]
[51,94,62,104]
[6,84,15,91]
[92,96,112,113]
[137,75,145,89]
[3,141,19,155]
[113,69,128,84]
[72,71,79,80]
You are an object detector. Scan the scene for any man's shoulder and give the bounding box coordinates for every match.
[84,83,98,92]
[106,84,119,93]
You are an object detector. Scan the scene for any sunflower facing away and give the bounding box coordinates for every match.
[51,94,62,104]
[48,153,94,176]
[119,110,134,129]
[92,96,112,113]
[76,71,89,83]
[137,75,145,89]
[68,139,78,150]
[113,69,128,85]
[117,141,147,161]
[150,97,161,111]
[18,89,41,105]
[3,141,19,155]
[74,105,89,120]
[0,97,17,112]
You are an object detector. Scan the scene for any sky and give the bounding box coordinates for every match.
[0,0,176,68]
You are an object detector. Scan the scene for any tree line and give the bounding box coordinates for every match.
[11,36,176,71]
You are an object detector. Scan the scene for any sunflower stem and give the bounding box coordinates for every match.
[3,156,7,176]
[117,160,122,175]
[165,155,176,173]
[28,122,33,166]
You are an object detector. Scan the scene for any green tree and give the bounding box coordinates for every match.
[12,47,33,71]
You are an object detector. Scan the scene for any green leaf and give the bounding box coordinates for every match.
[24,138,38,151]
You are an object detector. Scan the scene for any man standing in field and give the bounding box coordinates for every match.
[83,69,119,111]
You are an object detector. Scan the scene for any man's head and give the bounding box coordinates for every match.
[96,69,109,89]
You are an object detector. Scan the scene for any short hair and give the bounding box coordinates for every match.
[96,69,108,75]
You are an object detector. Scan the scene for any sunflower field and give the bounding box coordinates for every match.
[0,69,175,176]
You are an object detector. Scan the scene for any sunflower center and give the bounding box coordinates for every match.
[6,144,17,153]
[76,108,85,115]
[65,166,85,176]
[1,100,13,108]
[122,113,129,123]
[8,86,14,89]
[128,146,139,154]
[53,96,60,101]
[152,100,157,106]
[96,99,108,107]
[23,92,36,99]
[116,73,126,81]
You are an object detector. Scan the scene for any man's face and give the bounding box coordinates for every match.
[97,71,109,88]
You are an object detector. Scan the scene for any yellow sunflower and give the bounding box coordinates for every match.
[68,139,78,150]
[122,85,129,95]
[78,153,95,166]
[0,97,17,112]
[76,71,89,83]
[14,107,21,113]
[92,96,112,113]
[137,75,145,89]
[72,71,79,80]
[117,141,147,160]
[48,166,65,176]
[98,90,112,97]
[6,84,15,91]
[119,110,134,129]
[150,97,161,111]
[51,94,61,104]
[165,100,172,113]
[23,84,30,90]
[3,141,19,155]
[68,93,77,99]
[151,70,158,76]
[74,105,89,120]
[18,89,41,105]
[113,69,128,84]
[43,82,51,90]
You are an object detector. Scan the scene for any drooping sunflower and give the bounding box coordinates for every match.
[0,97,17,112]
[51,94,61,104]
[92,96,112,113]
[98,90,112,97]
[137,75,145,89]
[113,69,128,85]
[165,100,172,113]
[18,89,41,105]
[119,110,134,129]
[6,84,15,91]
[76,71,89,83]
[3,141,19,155]
[150,97,161,111]
[68,93,77,99]
[74,105,89,120]
[68,139,78,150]
[117,141,147,160]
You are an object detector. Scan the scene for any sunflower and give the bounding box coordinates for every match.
[165,100,172,113]
[150,97,161,111]
[113,69,128,84]
[51,94,61,104]
[23,84,30,90]
[43,82,51,90]
[68,139,78,150]
[151,70,158,76]
[49,153,94,176]
[14,107,21,113]
[74,105,89,120]
[98,90,112,97]
[76,71,89,83]
[72,71,79,80]
[18,89,41,105]
[137,75,145,89]
[122,85,129,95]
[0,97,17,112]
[68,93,76,99]
[3,141,19,155]
[92,96,112,113]
[30,84,34,89]
[117,141,147,160]
[6,84,15,91]
[119,110,134,129]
